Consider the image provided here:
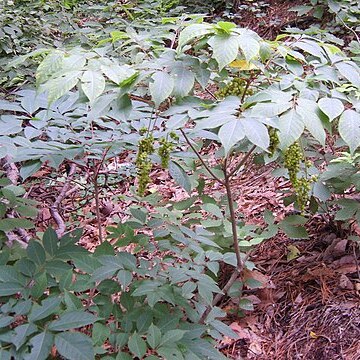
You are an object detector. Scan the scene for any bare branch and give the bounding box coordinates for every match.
[180,129,225,185]
[50,163,77,237]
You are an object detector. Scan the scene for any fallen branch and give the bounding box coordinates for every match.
[50,163,77,237]
[1,156,32,246]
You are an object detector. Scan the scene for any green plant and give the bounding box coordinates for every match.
[0,171,37,245]
[2,1,360,357]
[0,226,246,359]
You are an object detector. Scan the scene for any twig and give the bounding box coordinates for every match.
[241,77,252,103]
[199,269,240,324]
[0,156,19,185]
[92,147,111,243]
[50,164,77,237]
[228,145,257,178]
[224,159,243,270]
[353,243,360,281]
[199,251,252,324]
[205,88,218,100]
[336,14,360,43]
[6,213,31,245]
[180,129,225,185]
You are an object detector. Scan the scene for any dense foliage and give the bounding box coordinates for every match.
[0,0,359,359]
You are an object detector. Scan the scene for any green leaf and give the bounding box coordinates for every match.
[210,320,238,338]
[29,297,62,322]
[147,324,162,349]
[72,254,101,273]
[16,205,38,218]
[0,316,14,328]
[242,118,269,150]
[36,51,63,85]
[81,70,106,102]
[216,21,236,34]
[185,339,227,360]
[279,215,308,239]
[296,98,326,146]
[149,72,174,107]
[202,203,223,218]
[30,272,48,298]
[92,322,110,346]
[116,353,133,360]
[0,218,34,231]
[318,98,344,121]
[0,282,23,296]
[159,330,186,346]
[0,265,25,284]
[338,109,360,154]
[278,109,304,149]
[171,66,195,97]
[208,34,239,70]
[64,290,83,310]
[91,264,120,282]
[157,347,184,360]
[117,270,133,289]
[13,323,38,350]
[101,64,136,85]
[43,228,58,257]
[130,208,147,224]
[59,270,73,291]
[237,33,260,60]
[25,331,54,360]
[177,23,213,49]
[20,160,42,181]
[168,161,191,194]
[55,332,94,360]
[218,119,245,155]
[239,298,254,311]
[0,349,11,360]
[335,61,360,87]
[27,241,46,266]
[48,311,97,331]
[128,332,147,359]
[45,71,81,104]
[250,102,291,118]
[287,245,300,261]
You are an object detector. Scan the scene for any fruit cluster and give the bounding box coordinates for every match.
[136,130,179,196]
[215,77,253,99]
[136,132,155,196]
[284,142,311,212]
[268,127,279,156]
[158,132,178,168]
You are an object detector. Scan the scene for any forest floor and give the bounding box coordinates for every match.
[32,158,360,359]
[22,1,360,359]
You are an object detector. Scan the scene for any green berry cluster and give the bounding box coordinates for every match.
[284,142,303,184]
[295,177,310,211]
[136,131,179,196]
[158,132,178,168]
[268,127,279,156]
[158,138,173,168]
[284,142,310,212]
[215,78,253,99]
[136,134,155,196]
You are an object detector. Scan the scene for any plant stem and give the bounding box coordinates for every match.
[228,145,256,178]
[224,158,243,270]
[92,147,111,243]
[180,129,225,185]
[199,149,255,324]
